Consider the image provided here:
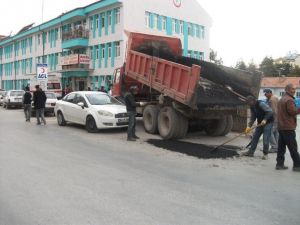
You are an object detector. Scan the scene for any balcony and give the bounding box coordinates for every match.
[61,27,89,49]
[58,54,93,77]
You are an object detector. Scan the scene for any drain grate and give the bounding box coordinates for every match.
[147,139,240,159]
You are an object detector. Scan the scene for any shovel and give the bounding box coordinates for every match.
[211,125,259,152]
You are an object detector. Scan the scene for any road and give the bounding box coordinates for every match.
[0,107,300,225]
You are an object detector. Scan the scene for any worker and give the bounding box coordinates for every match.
[242,96,274,159]
[276,84,300,171]
[264,89,279,153]
[124,86,144,141]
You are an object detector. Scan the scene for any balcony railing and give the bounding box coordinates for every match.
[62,27,89,41]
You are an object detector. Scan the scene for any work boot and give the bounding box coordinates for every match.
[133,135,140,139]
[269,148,277,153]
[241,151,254,157]
[262,154,268,160]
[127,138,136,142]
[275,165,288,170]
[293,167,300,172]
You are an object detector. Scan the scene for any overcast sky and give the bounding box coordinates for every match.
[1,0,299,66]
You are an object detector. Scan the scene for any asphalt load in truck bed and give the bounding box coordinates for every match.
[147,139,240,159]
[134,44,246,106]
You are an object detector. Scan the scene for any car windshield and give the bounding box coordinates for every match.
[0,91,6,96]
[85,94,122,105]
[46,92,56,99]
[10,91,24,97]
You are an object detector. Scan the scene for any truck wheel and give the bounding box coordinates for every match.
[143,105,159,134]
[220,115,233,136]
[175,114,188,139]
[86,116,98,133]
[158,107,179,140]
[205,116,227,136]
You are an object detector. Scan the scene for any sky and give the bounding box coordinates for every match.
[0,0,299,66]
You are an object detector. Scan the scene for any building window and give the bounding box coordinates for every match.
[162,16,167,31]
[108,44,112,58]
[153,14,158,29]
[172,19,176,33]
[196,25,200,38]
[296,92,300,98]
[200,26,205,39]
[90,47,93,60]
[115,8,120,24]
[108,11,112,26]
[280,91,285,97]
[115,42,120,57]
[96,15,99,29]
[188,24,193,36]
[90,17,94,30]
[101,15,105,28]
[180,21,184,34]
[145,12,150,27]
[96,45,99,59]
[102,45,105,58]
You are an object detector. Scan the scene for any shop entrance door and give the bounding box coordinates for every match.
[78,81,85,91]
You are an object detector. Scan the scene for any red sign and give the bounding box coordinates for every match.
[79,54,90,65]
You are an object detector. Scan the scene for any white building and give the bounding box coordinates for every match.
[259,77,300,100]
[0,0,212,91]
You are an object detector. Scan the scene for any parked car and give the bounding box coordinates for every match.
[54,91,129,132]
[0,91,7,106]
[32,91,57,116]
[3,90,25,109]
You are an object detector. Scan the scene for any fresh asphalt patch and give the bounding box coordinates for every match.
[147,139,240,159]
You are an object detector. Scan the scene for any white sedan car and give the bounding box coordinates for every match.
[54,91,129,132]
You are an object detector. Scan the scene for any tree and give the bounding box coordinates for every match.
[235,59,247,70]
[259,57,277,76]
[291,65,300,76]
[247,60,258,73]
[209,49,223,65]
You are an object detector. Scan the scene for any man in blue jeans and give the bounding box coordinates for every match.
[124,86,144,141]
[242,96,274,160]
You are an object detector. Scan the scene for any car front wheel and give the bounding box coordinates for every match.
[86,116,98,133]
[57,111,67,126]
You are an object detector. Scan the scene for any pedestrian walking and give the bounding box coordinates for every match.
[23,86,32,122]
[276,84,300,171]
[33,85,47,125]
[124,86,144,141]
[264,89,279,153]
[242,96,274,159]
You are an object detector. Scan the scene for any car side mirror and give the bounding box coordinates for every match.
[77,102,85,109]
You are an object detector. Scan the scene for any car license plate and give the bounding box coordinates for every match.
[16,99,22,102]
[118,118,128,123]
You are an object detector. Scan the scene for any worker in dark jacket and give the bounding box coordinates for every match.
[242,96,274,159]
[33,85,47,125]
[23,86,32,122]
[276,84,300,171]
[124,86,144,141]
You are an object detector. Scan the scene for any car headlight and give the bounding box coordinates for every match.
[98,110,114,117]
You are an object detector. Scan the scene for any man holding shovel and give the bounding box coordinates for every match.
[242,96,274,159]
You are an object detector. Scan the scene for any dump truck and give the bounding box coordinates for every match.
[112,32,262,139]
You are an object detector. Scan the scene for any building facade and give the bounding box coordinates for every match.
[0,0,212,91]
[259,77,300,100]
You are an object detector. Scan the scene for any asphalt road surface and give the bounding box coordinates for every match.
[0,107,300,225]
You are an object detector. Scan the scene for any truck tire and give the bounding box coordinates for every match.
[158,107,179,140]
[143,105,159,134]
[175,113,188,139]
[220,115,233,136]
[205,116,227,136]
